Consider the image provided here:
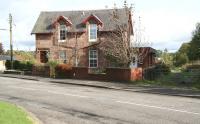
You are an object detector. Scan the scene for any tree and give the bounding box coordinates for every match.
[98,3,150,68]
[188,23,200,61]
[0,42,4,55]
[98,22,135,67]
[179,43,190,54]
[174,52,188,67]
[161,49,173,67]
[155,50,163,58]
[173,43,190,67]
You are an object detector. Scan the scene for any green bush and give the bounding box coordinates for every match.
[154,63,171,75]
[55,64,72,78]
[5,60,11,70]
[32,64,50,77]
[5,60,34,71]
[47,60,59,78]
[144,63,170,80]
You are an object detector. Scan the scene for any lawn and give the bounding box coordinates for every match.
[0,101,34,124]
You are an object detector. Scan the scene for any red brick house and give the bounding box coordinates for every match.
[31,8,155,69]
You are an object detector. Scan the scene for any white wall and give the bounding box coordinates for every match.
[0,61,6,71]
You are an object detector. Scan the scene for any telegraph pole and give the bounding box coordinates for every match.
[9,13,13,70]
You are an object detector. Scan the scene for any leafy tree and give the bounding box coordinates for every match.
[173,43,190,67]
[179,43,190,54]
[188,23,200,61]
[174,52,189,67]
[155,50,163,58]
[161,48,173,67]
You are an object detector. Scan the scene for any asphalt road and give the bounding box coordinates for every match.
[0,77,200,124]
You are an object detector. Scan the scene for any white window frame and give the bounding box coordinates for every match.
[88,24,97,42]
[58,24,67,42]
[89,49,98,68]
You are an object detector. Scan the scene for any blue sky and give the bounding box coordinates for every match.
[0,0,200,52]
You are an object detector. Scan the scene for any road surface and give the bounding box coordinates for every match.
[0,77,200,124]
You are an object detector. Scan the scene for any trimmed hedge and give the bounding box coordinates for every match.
[5,60,34,71]
[55,64,72,78]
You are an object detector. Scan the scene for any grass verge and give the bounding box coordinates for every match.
[0,101,36,124]
[134,78,200,91]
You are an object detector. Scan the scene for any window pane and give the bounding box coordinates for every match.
[89,50,97,67]
[89,50,97,59]
[90,60,97,67]
[60,24,67,40]
[89,24,97,40]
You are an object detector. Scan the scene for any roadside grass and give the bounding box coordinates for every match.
[134,73,200,91]
[135,80,200,91]
[0,101,34,124]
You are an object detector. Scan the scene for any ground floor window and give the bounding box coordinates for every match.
[59,50,67,63]
[89,49,98,68]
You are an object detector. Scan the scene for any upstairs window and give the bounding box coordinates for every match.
[59,24,67,41]
[89,24,97,42]
[89,49,98,68]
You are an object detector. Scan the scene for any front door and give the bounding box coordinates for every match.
[40,51,48,63]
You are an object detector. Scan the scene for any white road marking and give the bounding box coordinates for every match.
[11,86,89,98]
[116,100,200,115]
[46,90,89,98]
[11,86,38,91]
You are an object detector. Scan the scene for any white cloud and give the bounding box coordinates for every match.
[134,9,200,51]
[0,0,200,52]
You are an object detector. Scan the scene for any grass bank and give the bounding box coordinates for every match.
[0,101,36,124]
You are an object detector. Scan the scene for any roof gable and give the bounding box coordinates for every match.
[53,16,72,27]
[82,14,103,26]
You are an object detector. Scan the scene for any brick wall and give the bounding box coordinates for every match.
[107,67,142,81]
[35,30,108,68]
[31,65,142,81]
[32,65,50,77]
[72,67,107,80]
[72,67,142,81]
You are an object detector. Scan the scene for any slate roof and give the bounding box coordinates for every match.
[31,8,130,34]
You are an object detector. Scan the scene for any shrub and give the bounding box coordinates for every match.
[154,63,170,75]
[47,60,59,78]
[32,64,50,77]
[5,60,11,70]
[26,61,34,71]
[5,60,34,71]
[144,63,170,80]
[13,60,20,70]
[55,64,72,78]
